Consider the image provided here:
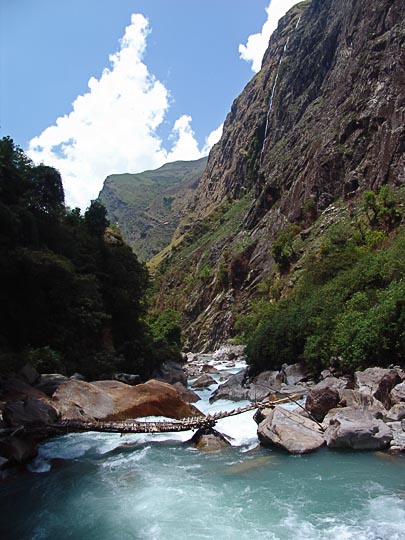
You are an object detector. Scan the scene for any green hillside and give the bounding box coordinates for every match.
[98,157,207,261]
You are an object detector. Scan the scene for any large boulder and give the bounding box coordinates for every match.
[338,389,387,415]
[282,363,307,386]
[355,367,402,409]
[387,420,405,452]
[191,374,217,389]
[209,369,248,403]
[172,382,200,403]
[152,360,187,386]
[390,382,405,405]
[212,345,245,362]
[52,379,201,422]
[0,378,50,403]
[246,370,284,401]
[3,399,59,427]
[386,403,405,422]
[35,374,69,397]
[315,376,350,392]
[0,436,38,464]
[113,373,141,386]
[324,407,393,450]
[257,406,325,454]
[306,386,340,422]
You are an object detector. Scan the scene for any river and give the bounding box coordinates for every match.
[1,359,405,540]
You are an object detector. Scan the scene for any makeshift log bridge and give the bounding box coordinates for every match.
[42,394,304,436]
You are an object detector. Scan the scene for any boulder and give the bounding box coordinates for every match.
[386,403,405,422]
[0,378,50,403]
[52,379,201,422]
[306,386,340,422]
[35,374,69,396]
[0,456,9,470]
[18,364,40,385]
[390,382,405,405]
[276,383,307,399]
[338,389,387,415]
[209,369,248,403]
[70,373,86,381]
[113,373,141,386]
[0,436,38,464]
[201,364,219,374]
[282,363,307,386]
[387,420,405,452]
[248,370,284,396]
[3,399,60,427]
[190,427,231,451]
[172,382,200,403]
[152,360,187,386]
[315,376,350,392]
[191,374,217,389]
[355,367,402,409]
[257,406,324,454]
[212,345,245,362]
[324,407,392,450]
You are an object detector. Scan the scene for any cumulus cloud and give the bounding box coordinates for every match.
[28,14,218,210]
[239,0,301,73]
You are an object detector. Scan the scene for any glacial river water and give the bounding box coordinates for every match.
[1,360,405,540]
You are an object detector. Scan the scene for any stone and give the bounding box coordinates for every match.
[209,369,248,403]
[338,389,387,415]
[0,378,50,403]
[306,386,340,422]
[113,373,141,386]
[324,407,393,450]
[191,374,217,389]
[3,399,60,427]
[0,436,38,464]
[355,367,402,409]
[315,376,350,392]
[70,373,86,381]
[35,374,69,397]
[276,384,307,398]
[201,364,219,374]
[52,379,201,422]
[18,364,40,385]
[212,345,245,362]
[257,406,324,454]
[152,360,187,386]
[190,427,231,451]
[386,403,405,422]
[172,382,200,403]
[388,420,405,451]
[282,363,307,386]
[0,456,9,470]
[391,382,405,405]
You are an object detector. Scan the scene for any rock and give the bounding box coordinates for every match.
[190,427,231,451]
[338,389,387,416]
[324,407,393,450]
[257,406,324,454]
[152,360,187,386]
[209,369,248,403]
[212,345,245,362]
[18,364,40,385]
[191,374,217,389]
[0,436,38,464]
[35,374,69,397]
[282,363,307,386]
[306,386,340,422]
[315,376,350,392]
[3,399,60,427]
[172,382,200,403]
[53,379,201,422]
[0,378,50,403]
[70,373,86,381]
[355,367,402,409]
[320,369,333,380]
[201,364,219,374]
[390,382,405,405]
[113,373,141,386]
[386,403,405,422]
[0,456,10,470]
[276,383,307,398]
[387,420,405,451]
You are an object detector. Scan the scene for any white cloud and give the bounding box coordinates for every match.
[28,14,217,211]
[239,0,301,73]
[202,123,223,155]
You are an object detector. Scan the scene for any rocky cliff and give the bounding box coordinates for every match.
[98,157,207,261]
[152,0,404,351]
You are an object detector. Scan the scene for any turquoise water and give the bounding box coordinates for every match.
[1,362,405,540]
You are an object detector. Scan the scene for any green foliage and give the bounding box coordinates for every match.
[244,199,405,375]
[362,185,402,232]
[147,309,183,349]
[271,224,300,273]
[198,263,212,282]
[0,137,171,380]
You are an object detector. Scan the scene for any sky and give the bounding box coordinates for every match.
[0,0,300,210]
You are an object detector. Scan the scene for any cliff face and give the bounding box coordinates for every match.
[153,0,405,350]
[98,158,207,261]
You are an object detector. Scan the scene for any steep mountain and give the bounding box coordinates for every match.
[151,0,405,351]
[98,157,207,261]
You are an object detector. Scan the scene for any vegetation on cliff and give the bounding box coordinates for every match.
[0,137,180,380]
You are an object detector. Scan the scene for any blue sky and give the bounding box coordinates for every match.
[0,0,300,209]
